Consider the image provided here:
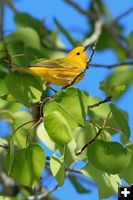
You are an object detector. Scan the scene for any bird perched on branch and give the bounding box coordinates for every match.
[11,46,88,86]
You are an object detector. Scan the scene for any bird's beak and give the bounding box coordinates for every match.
[83,45,89,51]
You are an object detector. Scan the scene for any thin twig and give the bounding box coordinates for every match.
[28,185,59,200]
[89,61,133,68]
[104,126,125,135]
[75,126,102,156]
[88,96,112,109]
[0,142,8,149]
[6,0,18,13]
[0,0,5,40]
[65,168,82,174]
[14,120,36,134]
[26,117,43,146]
[112,6,133,24]
[75,112,111,156]
[63,0,96,21]
[106,24,133,58]
[0,118,13,123]
[12,53,38,59]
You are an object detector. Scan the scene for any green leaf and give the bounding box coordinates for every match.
[88,95,110,118]
[105,66,133,100]
[50,154,65,186]
[119,144,133,184]
[128,32,133,50]
[99,81,126,98]
[81,163,121,199]
[87,140,130,174]
[6,27,41,50]
[64,139,77,166]
[44,111,73,146]
[0,71,8,98]
[14,12,46,38]
[0,197,20,200]
[5,72,43,107]
[73,124,96,161]
[6,41,46,67]
[44,87,88,130]
[37,122,57,152]
[7,136,14,175]
[69,175,91,193]
[110,104,130,138]
[73,124,112,161]
[13,111,33,148]
[11,143,45,187]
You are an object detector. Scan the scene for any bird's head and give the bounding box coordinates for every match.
[66,46,88,64]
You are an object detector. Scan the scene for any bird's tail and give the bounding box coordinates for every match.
[11,67,31,73]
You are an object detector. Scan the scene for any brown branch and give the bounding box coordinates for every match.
[63,0,96,21]
[12,53,38,59]
[75,112,111,156]
[112,6,133,24]
[75,126,102,156]
[6,0,18,13]
[0,0,5,40]
[0,118,13,123]
[104,126,125,135]
[28,185,59,200]
[106,25,133,58]
[14,120,36,134]
[0,142,8,149]
[26,117,43,146]
[88,96,112,109]
[65,168,82,174]
[89,61,133,68]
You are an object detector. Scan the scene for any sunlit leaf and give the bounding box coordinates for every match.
[110,104,130,138]
[69,175,91,193]
[105,66,133,100]
[50,154,64,186]
[87,140,130,174]
[44,87,88,130]
[119,144,133,184]
[5,72,43,107]
[11,143,45,187]
[81,163,121,199]
[44,111,73,146]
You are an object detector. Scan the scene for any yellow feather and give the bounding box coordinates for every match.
[11,47,88,86]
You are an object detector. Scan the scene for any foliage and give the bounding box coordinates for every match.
[0,1,133,200]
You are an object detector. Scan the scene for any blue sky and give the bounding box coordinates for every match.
[1,0,133,199]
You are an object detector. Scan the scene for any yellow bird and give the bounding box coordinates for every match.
[11,47,88,86]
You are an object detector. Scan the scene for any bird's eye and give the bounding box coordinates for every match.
[76,52,80,55]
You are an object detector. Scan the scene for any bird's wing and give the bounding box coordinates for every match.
[29,58,76,69]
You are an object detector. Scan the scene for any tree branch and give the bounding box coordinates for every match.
[89,61,133,68]
[6,0,18,13]
[0,0,5,40]
[63,0,96,20]
[28,185,59,200]
[75,126,103,156]
[112,6,133,24]
[75,112,111,156]
[0,142,8,149]
[88,96,112,109]
[83,18,103,47]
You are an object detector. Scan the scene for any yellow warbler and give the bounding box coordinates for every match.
[11,47,88,86]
